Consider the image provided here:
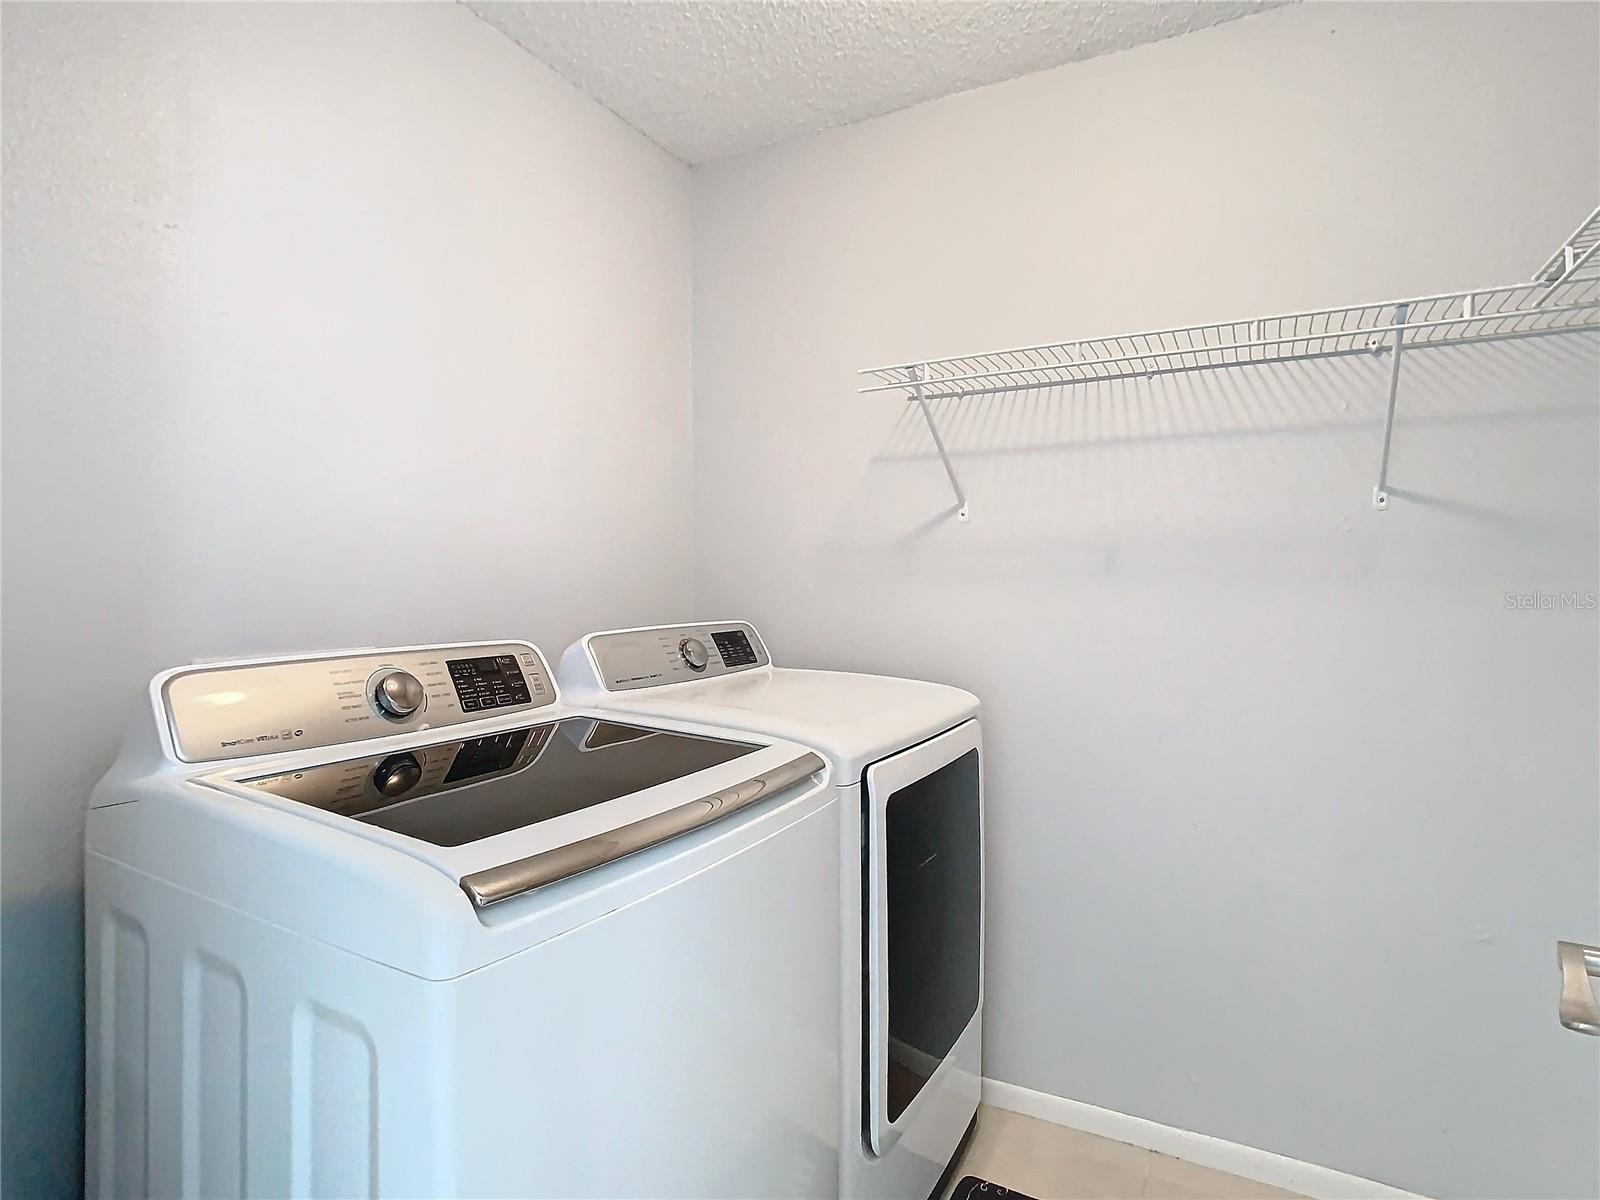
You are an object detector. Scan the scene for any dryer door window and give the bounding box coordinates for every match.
[865,720,983,1154]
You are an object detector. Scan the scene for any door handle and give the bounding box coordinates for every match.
[1556,941,1600,1035]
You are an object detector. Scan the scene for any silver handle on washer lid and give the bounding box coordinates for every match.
[1557,941,1600,1035]
[458,751,826,908]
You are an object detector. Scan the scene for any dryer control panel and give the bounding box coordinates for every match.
[161,641,556,763]
[584,622,771,692]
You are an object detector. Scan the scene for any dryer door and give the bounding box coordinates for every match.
[865,718,983,1155]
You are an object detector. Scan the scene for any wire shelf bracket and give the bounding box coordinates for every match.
[908,365,969,521]
[1371,303,1408,510]
[861,205,1600,520]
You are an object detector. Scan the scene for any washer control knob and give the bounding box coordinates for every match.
[372,669,425,720]
[679,637,710,672]
[372,753,423,798]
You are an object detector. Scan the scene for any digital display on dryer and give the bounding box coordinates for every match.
[711,630,758,667]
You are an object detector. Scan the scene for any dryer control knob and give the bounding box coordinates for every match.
[372,669,425,720]
[679,637,710,672]
[372,753,423,798]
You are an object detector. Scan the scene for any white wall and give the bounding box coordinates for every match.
[6,3,1598,1197]
[691,5,1599,1198]
[1,4,692,1193]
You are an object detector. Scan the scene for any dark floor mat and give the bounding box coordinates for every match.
[948,1178,1040,1200]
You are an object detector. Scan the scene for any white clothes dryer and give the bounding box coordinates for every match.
[85,639,840,1199]
[559,622,984,1200]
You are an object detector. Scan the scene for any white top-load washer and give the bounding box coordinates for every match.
[559,623,984,1200]
[86,639,841,1199]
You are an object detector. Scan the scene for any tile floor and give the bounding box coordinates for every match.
[945,1106,1306,1200]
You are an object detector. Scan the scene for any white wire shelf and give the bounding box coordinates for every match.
[859,206,1600,520]
[860,277,1598,400]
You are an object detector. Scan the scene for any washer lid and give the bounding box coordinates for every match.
[238,716,762,849]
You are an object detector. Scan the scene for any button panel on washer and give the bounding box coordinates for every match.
[448,655,532,712]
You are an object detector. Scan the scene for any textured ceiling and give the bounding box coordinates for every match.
[464,1,1283,164]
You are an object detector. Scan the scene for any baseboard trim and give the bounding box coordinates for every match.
[980,1078,1426,1200]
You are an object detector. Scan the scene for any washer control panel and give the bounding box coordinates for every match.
[162,641,555,763]
[585,622,770,692]
[447,654,535,712]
